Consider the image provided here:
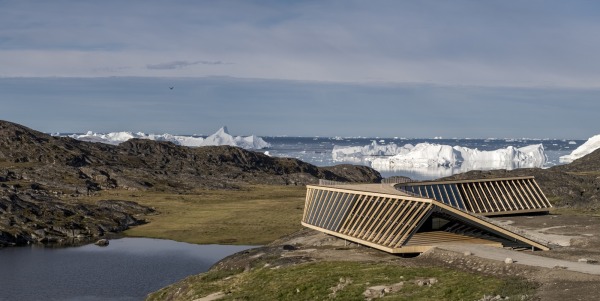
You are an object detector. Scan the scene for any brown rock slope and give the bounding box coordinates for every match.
[0,120,381,246]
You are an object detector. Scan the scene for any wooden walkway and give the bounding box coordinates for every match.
[440,244,600,275]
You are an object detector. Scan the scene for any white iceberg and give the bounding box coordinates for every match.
[68,126,270,150]
[559,134,600,163]
[152,133,205,147]
[199,126,236,147]
[371,143,458,168]
[332,141,411,162]
[371,143,546,169]
[455,144,547,168]
[72,131,143,144]
[234,134,271,149]
[199,126,271,149]
[333,142,547,172]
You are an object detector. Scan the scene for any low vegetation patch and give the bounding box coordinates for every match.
[85,185,307,245]
[147,261,535,301]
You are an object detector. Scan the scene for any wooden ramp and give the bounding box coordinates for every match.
[302,183,550,254]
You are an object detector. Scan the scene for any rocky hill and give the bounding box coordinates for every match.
[0,120,382,246]
[0,120,381,192]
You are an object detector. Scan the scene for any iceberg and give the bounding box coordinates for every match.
[71,131,143,145]
[151,133,205,147]
[199,126,271,149]
[200,126,236,147]
[454,144,547,168]
[333,142,547,172]
[372,143,546,169]
[234,135,271,150]
[68,126,270,150]
[332,141,412,162]
[371,143,459,168]
[559,134,600,163]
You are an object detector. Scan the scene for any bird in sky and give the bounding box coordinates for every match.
[169,86,174,90]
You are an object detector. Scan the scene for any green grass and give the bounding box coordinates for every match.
[147,261,535,301]
[84,185,307,245]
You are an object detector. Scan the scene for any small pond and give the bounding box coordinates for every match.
[0,238,255,301]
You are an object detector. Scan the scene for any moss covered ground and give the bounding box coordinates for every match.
[148,261,535,301]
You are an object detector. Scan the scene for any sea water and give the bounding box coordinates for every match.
[0,238,255,301]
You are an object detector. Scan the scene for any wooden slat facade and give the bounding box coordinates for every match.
[302,184,550,254]
[395,177,552,216]
[303,186,433,250]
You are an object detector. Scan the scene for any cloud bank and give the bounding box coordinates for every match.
[1,1,600,88]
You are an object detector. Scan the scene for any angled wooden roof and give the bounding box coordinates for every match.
[302,183,550,254]
[395,176,552,216]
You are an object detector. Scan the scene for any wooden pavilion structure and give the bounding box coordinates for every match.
[301,177,551,254]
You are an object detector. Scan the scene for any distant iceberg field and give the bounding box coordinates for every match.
[62,125,595,180]
[66,126,271,150]
[333,141,547,171]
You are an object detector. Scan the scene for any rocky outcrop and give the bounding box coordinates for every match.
[0,192,153,247]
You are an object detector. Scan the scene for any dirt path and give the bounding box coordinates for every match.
[439,244,600,275]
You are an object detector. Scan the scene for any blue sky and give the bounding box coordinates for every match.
[1,1,599,138]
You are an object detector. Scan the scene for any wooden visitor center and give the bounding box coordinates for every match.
[301,176,552,254]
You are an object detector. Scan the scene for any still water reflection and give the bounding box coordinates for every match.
[0,238,255,301]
